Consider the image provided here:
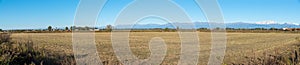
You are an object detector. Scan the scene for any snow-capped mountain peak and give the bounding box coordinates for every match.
[255,20,278,24]
[255,20,299,25]
[284,22,300,25]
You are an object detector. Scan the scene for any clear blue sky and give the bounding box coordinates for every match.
[0,0,300,30]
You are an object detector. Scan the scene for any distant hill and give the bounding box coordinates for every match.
[112,22,300,29]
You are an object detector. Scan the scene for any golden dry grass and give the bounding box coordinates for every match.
[10,32,300,64]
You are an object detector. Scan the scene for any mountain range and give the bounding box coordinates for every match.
[108,21,300,29]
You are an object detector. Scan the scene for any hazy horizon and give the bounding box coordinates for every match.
[1,0,300,30]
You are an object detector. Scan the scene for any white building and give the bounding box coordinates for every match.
[282,28,288,31]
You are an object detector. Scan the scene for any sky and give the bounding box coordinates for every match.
[0,0,300,30]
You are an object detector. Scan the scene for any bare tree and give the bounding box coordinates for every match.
[106,25,113,32]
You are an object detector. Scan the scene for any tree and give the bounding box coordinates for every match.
[176,26,180,31]
[270,27,277,31]
[106,25,112,32]
[48,26,52,31]
[70,26,75,31]
[226,28,234,30]
[215,27,221,30]
[65,27,69,31]
[0,29,2,32]
[84,26,90,30]
[198,28,208,30]
[164,27,169,32]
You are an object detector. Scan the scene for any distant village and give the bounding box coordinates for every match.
[0,25,109,33]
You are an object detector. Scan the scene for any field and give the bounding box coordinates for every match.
[7,32,300,64]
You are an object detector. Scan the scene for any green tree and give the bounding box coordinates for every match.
[65,27,69,31]
[0,29,2,32]
[70,26,75,31]
[198,28,208,30]
[164,27,169,32]
[254,28,261,30]
[270,27,277,31]
[48,26,52,31]
[215,27,220,30]
[226,28,234,30]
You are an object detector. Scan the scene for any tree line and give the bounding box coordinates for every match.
[0,25,298,33]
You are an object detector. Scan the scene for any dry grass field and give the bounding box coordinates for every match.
[7,32,300,64]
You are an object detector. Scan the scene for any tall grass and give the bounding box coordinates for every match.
[233,37,300,65]
[0,33,76,65]
[0,33,11,43]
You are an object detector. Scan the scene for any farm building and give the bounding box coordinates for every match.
[282,28,300,31]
